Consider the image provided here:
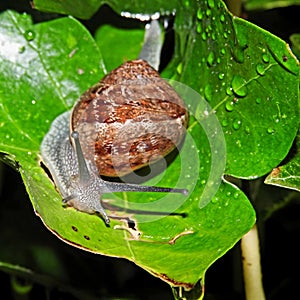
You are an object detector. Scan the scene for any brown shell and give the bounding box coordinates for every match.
[71,59,189,177]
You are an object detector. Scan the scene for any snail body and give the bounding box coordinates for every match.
[41,20,189,224]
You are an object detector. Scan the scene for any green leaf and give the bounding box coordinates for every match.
[245,0,300,10]
[95,24,144,72]
[265,132,300,191]
[0,9,255,287]
[33,0,103,19]
[290,33,300,58]
[265,159,300,191]
[177,0,299,179]
[33,0,181,19]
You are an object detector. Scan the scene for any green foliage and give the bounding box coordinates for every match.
[265,132,300,191]
[34,0,182,19]
[95,24,144,71]
[245,0,300,10]
[177,1,299,179]
[290,33,300,58]
[0,9,255,287]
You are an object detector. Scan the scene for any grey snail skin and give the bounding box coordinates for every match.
[40,20,189,225]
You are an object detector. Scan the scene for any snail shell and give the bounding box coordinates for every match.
[40,20,189,225]
[71,59,188,177]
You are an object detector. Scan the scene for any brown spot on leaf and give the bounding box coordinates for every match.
[270,167,280,177]
[72,226,78,232]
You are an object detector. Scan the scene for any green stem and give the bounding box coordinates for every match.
[241,224,266,300]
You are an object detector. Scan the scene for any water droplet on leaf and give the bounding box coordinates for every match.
[232,119,242,130]
[226,86,233,95]
[267,127,275,134]
[256,97,261,104]
[218,73,225,80]
[204,84,213,101]
[262,53,269,63]
[207,0,215,8]
[207,51,215,66]
[197,9,203,20]
[211,197,218,204]
[184,0,190,7]
[222,119,229,127]
[24,30,35,41]
[256,64,265,75]
[273,114,280,123]
[233,192,240,199]
[197,23,202,33]
[231,75,248,97]
[225,100,234,112]
[19,46,26,53]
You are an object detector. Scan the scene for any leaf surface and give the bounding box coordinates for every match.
[265,132,300,192]
[33,0,180,19]
[177,1,299,179]
[0,9,256,287]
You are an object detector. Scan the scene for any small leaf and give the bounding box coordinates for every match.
[265,132,300,191]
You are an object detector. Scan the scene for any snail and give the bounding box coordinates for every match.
[40,20,189,225]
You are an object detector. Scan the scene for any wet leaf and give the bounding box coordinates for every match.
[0,9,255,288]
[265,132,300,192]
[178,0,299,179]
[33,0,181,19]
[33,0,103,19]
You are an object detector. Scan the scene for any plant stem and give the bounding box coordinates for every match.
[241,224,266,300]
